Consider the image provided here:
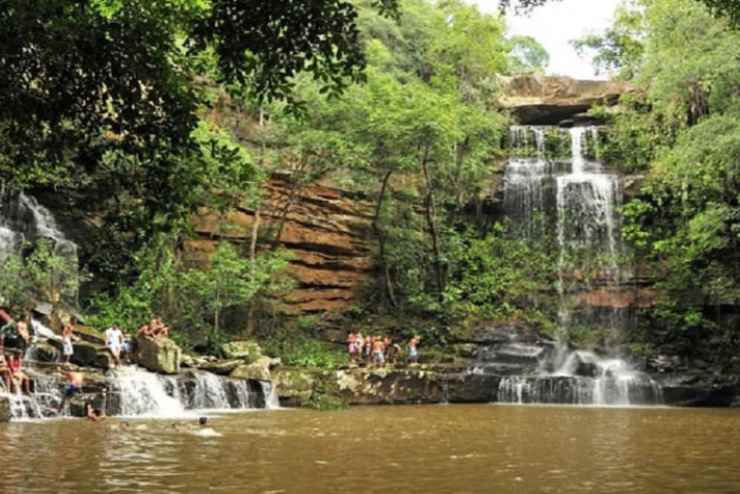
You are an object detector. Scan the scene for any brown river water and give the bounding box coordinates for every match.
[1,404,739,494]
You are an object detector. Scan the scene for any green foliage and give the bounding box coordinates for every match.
[420,225,557,322]
[573,3,646,79]
[0,240,81,312]
[262,335,349,370]
[507,35,550,73]
[88,234,292,346]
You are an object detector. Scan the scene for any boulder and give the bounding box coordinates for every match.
[135,336,181,375]
[272,368,317,407]
[29,341,60,363]
[0,396,10,422]
[68,341,113,370]
[230,356,275,381]
[221,340,262,363]
[499,74,633,125]
[445,373,501,403]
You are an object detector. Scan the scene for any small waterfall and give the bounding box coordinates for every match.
[190,371,232,410]
[110,367,187,418]
[1,372,64,420]
[108,367,270,418]
[497,351,663,406]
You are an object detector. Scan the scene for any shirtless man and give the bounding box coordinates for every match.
[58,371,84,413]
[137,323,153,339]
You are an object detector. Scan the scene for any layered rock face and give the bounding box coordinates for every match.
[499,75,633,125]
[186,175,375,314]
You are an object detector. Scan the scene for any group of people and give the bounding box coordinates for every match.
[137,317,170,340]
[346,332,420,366]
[0,309,34,394]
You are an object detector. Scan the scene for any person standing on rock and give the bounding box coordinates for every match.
[61,318,80,365]
[105,325,124,367]
[408,336,420,365]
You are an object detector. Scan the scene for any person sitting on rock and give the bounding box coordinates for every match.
[137,323,153,339]
[8,351,32,394]
[61,318,80,365]
[57,371,84,413]
[151,317,170,338]
[0,346,12,391]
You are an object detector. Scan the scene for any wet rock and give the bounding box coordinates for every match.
[230,356,274,381]
[445,373,501,403]
[30,341,60,363]
[0,396,10,422]
[199,360,242,375]
[135,336,181,375]
[659,374,739,407]
[68,341,113,369]
[334,368,444,405]
[272,368,316,407]
[221,340,262,363]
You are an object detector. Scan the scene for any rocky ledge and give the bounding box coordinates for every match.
[499,74,633,125]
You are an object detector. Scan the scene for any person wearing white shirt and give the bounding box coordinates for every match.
[105,325,124,367]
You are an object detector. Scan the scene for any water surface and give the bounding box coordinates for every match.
[2,404,739,493]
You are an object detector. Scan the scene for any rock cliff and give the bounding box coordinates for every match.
[499,74,633,125]
[186,175,375,314]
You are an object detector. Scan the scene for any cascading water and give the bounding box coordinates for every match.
[108,367,269,418]
[0,188,79,303]
[498,125,661,406]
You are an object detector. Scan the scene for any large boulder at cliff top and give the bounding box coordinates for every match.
[499,75,633,125]
[135,336,181,374]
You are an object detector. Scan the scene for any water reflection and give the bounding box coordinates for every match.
[2,406,740,493]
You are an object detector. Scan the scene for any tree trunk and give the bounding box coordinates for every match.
[373,170,398,308]
[421,147,445,301]
[246,208,262,336]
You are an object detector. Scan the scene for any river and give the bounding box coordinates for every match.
[2,404,739,493]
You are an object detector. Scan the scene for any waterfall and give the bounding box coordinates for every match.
[0,188,79,303]
[1,371,64,420]
[497,125,661,406]
[110,367,187,418]
[107,367,269,418]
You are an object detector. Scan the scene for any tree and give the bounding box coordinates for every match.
[508,35,550,73]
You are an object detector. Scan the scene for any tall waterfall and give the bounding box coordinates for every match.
[0,188,79,304]
[0,188,78,261]
[499,125,660,406]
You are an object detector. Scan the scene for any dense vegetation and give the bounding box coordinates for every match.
[579,0,740,366]
[1,0,739,370]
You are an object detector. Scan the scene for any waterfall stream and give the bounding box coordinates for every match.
[499,125,661,406]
